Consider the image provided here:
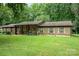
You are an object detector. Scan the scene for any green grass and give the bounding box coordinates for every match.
[0,35,79,56]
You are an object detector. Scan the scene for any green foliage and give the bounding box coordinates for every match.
[44,3,75,21]
[0,5,13,25]
[35,15,50,21]
[6,3,29,23]
[71,4,79,34]
[29,3,46,21]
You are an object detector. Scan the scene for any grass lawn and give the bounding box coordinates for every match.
[0,35,79,56]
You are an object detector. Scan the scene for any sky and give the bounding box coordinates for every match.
[27,3,32,7]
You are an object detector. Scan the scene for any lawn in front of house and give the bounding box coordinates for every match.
[0,35,79,56]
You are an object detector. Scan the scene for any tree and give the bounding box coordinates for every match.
[71,4,79,34]
[44,3,75,21]
[6,3,29,23]
[29,3,47,21]
[0,4,13,25]
[35,15,50,21]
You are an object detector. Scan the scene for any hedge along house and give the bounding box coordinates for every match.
[1,21,73,35]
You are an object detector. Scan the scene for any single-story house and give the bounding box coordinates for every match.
[38,21,73,35]
[1,21,73,35]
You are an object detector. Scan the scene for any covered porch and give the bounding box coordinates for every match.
[14,21,43,35]
[15,25,38,35]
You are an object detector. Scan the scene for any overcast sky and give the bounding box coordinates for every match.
[27,3,32,7]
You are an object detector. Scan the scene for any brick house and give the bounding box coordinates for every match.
[1,21,73,35]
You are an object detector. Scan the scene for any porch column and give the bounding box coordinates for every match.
[6,28,7,33]
[11,27,12,34]
[25,25,28,34]
[2,28,4,34]
[28,25,30,34]
[20,25,23,34]
[15,26,17,34]
[11,27,12,32]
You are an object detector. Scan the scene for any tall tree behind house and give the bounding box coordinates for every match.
[6,3,29,23]
[0,3,13,25]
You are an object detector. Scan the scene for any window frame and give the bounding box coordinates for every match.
[48,28,53,33]
[59,27,64,33]
[39,28,43,33]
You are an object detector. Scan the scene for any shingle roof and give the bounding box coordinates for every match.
[1,21,73,28]
[2,24,16,28]
[16,21,43,26]
[39,21,73,27]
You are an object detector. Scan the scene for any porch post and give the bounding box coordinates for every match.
[28,25,30,35]
[11,27,12,34]
[6,28,7,33]
[22,25,23,34]
[15,26,17,34]
[25,25,27,34]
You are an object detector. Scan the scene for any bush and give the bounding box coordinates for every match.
[2,31,11,35]
[6,31,11,34]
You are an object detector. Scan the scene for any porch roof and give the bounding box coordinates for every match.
[2,24,16,28]
[39,21,73,27]
[1,21,73,28]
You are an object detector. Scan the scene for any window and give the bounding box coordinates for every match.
[59,27,64,33]
[39,28,43,33]
[48,28,53,33]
